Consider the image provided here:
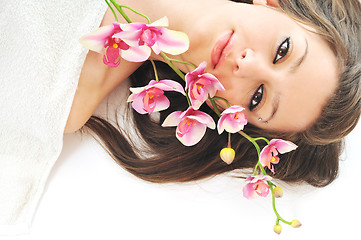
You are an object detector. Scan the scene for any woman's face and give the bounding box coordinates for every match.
[180,1,339,132]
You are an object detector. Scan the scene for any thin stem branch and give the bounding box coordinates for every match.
[109,0,151,23]
[227,133,232,148]
[271,185,292,225]
[105,0,118,22]
[253,137,270,145]
[160,52,185,80]
[165,58,197,69]
[109,0,132,23]
[210,96,231,108]
[150,60,159,82]
[210,98,221,116]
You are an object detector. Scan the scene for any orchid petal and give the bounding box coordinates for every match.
[149,16,169,27]
[243,183,258,199]
[119,22,145,32]
[217,106,247,134]
[259,146,272,167]
[256,182,270,197]
[271,139,298,154]
[121,45,151,62]
[162,111,183,127]
[156,80,186,95]
[156,28,189,55]
[176,121,207,146]
[151,42,161,55]
[153,95,170,112]
[130,92,148,114]
[191,61,207,76]
[113,29,143,47]
[188,110,216,129]
[217,115,245,134]
[103,46,120,67]
[259,139,297,172]
[242,175,271,199]
[190,99,205,110]
[221,105,245,115]
[79,25,114,53]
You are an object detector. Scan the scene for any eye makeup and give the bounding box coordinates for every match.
[249,84,264,111]
[273,37,291,64]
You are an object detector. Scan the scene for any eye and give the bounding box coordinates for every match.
[249,84,264,111]
[273,37,290,64]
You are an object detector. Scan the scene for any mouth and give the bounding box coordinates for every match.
[211,31,234,69]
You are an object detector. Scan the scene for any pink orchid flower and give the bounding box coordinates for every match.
[162,107,215,146]
[217,105,247,134]
[242,175,272,199]
[259,139,298,174]
[79,22,151,67]
[127,80,185,114]
[114,16,189,58]
[185,61,225,110]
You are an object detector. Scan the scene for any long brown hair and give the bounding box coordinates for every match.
[84,0,361,187]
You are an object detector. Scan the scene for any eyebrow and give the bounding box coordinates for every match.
[289,38,309,74]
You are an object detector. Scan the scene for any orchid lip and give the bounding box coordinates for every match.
[211,31,234,69]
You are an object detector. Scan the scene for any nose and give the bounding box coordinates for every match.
[234,48,267,78]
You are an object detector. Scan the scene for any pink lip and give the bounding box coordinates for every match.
[211,31,234,69]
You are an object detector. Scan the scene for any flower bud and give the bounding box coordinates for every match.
[291,219,302,228]
[220,148,235,164]
[273,186,283,198]
[273,224,282,234]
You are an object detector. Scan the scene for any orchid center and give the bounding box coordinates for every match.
[177,118,195,137]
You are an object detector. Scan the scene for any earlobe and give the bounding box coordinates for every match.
[253,0,280,8]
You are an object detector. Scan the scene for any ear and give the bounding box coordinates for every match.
[253,0,280,8]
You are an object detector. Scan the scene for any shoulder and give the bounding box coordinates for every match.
[64,51,142,134]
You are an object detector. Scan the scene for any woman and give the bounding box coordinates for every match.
[66,0,361,187]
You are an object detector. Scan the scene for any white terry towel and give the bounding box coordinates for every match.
[0,0,108,234]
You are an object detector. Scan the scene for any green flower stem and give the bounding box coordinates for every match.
[255,162,268,175]
[210,98,221,116]
[109,0,133,23]
[105,0,118,22]
[210,96,231,108]
[160,53,192,107]
[238,131,260,153]
[109,0,151,24]
[240,128,290,227]
[184,89,192,107]
[160,52,186,80]
[271,184,292,226]
[150,60,159,82]
[165,57,197,69]
[119,4,151,23]
[253,137,270,145]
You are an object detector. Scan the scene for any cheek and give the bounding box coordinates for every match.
[215,87,249,109]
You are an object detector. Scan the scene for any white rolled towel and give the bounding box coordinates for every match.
[0,0,107,234]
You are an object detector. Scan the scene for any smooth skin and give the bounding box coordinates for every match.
[65,0,338,133]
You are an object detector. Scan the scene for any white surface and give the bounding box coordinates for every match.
[1,85,360,240]
[0,0,107,233]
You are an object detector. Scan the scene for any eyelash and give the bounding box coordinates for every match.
[249,84,264,111]
[273,37,291,64]
[248,38,291,111]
